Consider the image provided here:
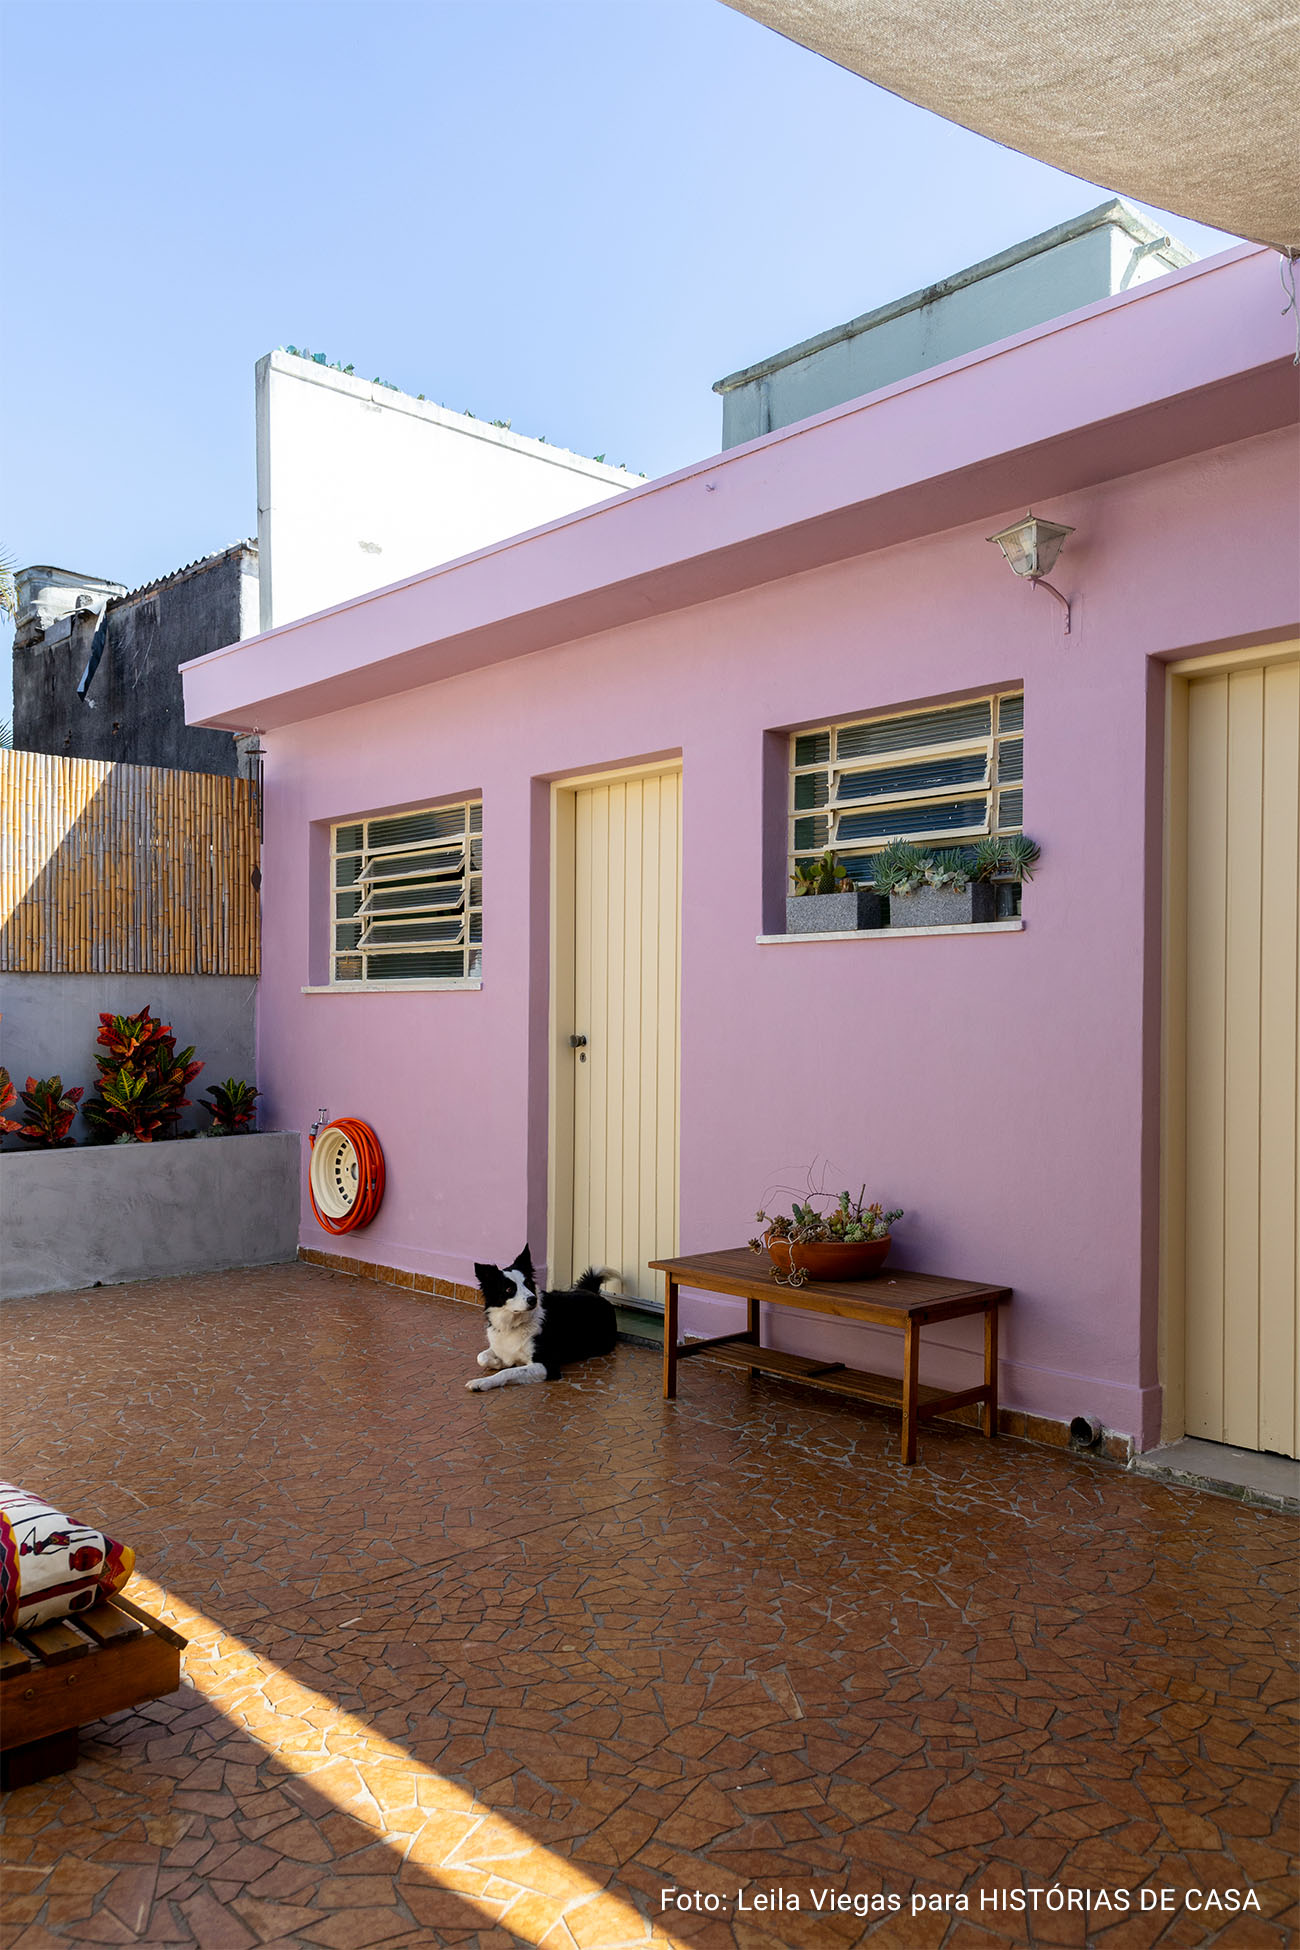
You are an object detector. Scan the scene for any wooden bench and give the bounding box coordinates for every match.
[0,1593,186,1790]
[650,1247,1011,1464]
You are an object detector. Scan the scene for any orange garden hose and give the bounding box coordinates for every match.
[307,1118,385,1234]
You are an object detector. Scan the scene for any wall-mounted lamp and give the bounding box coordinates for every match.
[987,511,1075,634]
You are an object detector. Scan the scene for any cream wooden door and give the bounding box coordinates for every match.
[558,768,680,1303]
[1182,654,1299,1455]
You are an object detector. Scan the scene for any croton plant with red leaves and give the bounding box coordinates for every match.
[16,1076,85,1147]
[0,1067,22,1136]
[82,1005,203,1142]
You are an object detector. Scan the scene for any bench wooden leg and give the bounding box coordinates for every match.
[901,1318,920,1464]
[747,1293,761,1373]
[662,1275,679,1399]
[983,1303,999,1439]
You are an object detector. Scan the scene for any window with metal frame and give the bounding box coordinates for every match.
[331,801,482,984]
[789,692,1023,886]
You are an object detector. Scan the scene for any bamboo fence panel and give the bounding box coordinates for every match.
[0,751,260,975]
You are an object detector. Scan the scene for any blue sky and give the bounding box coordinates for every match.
[0,0,1238,708]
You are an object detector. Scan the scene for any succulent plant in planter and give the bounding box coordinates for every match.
[786,849,886,934]
[791,852,848,896]
[911,843,997,925]
[925,847,972,890]
[969,837,1006,883]
[876,834,1041,927]
[970,834,1041,883]
[971,834,1041,917]
[871,839,985,926]
[870,839,928,897]
[1001,835,1041,881]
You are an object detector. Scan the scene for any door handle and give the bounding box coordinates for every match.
[569,1034,588,1048]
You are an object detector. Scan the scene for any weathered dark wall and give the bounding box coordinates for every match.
[14,547,254,776]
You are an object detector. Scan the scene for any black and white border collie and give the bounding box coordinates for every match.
[467,1246,620,1390]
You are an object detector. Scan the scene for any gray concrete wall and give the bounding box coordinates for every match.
[13,545,255,776]
[0,974,257,1141]
[0,1131,300,1298]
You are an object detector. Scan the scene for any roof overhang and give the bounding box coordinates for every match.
[719,0,1299,253]
[183,247,1297,735]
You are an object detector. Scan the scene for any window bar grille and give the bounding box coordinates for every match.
[331,800,482,983]
[789,692,1024,888]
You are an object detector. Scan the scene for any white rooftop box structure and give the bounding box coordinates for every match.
[257,350,638,630]
[714,198,1195,448]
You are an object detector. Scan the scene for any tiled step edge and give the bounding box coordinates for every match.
[298,1244,479,1307]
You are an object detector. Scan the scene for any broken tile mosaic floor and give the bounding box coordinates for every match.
[1,1264,1296,1948]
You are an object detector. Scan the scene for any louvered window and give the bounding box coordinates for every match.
[331,801,482,984]
[790,692,1023,886]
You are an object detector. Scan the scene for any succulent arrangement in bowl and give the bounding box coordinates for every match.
[750,1188,904,1286]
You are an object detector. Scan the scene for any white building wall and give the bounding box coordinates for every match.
[256,352,636,630]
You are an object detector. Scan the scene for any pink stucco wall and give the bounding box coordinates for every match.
[248,424,1296,1452]
[184,246,1299,1450]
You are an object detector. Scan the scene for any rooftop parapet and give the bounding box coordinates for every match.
[714,199,1195,447]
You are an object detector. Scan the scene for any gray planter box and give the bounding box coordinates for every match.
[786,890,887,934]
[0,1131,300,1300]
[887,881,997,929]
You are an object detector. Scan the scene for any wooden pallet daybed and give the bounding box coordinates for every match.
[0,1592,186,1790]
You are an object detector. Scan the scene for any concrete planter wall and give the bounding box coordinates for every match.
[786,890,887,933]
[0,1132,300,1300]
[888,882,997,929]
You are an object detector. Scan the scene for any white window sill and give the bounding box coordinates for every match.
[301,980,483,994]
[756,920,1024,944]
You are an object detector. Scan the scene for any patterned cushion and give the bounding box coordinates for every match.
[0,1483,136,1637]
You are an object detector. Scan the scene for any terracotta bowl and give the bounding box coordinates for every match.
[766,1235,892,1282]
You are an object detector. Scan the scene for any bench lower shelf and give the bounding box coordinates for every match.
[685,1337,991,1423]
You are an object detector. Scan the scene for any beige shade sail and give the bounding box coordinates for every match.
[721,0,1299,253]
